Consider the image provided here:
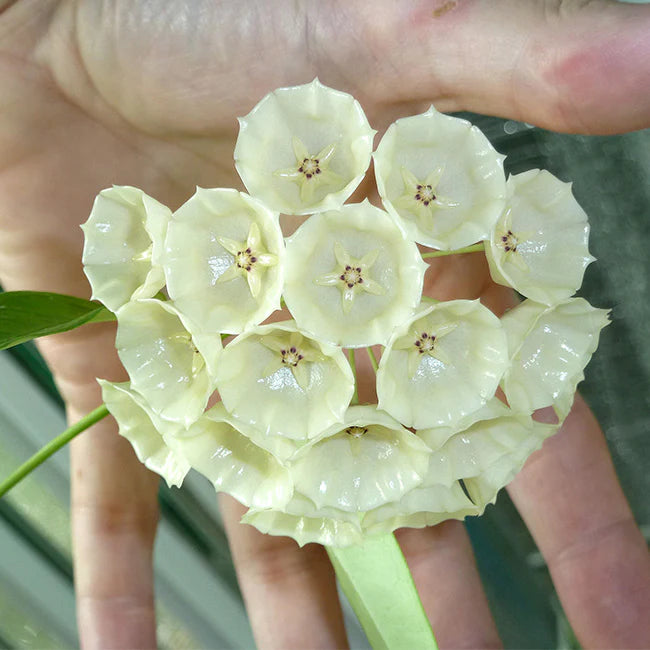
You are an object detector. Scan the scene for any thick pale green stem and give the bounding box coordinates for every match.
[348,348,359,405]
[0,404,109,498]
[421,242,485,259]
[327,534,438,650]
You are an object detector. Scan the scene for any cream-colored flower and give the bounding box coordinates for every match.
[214,321,354,441]
[362,483,478,535]
[115,299,221,427]
[283,201,427,347]
[374,106,506,250]
[242,494,364,548]
[501,298,610,420]
[99,380,190,488]
[289,406,431,513]
[485,170,595,305]
[171,404,293,509]
[376,300,509,429]
[163,188,284,334]
[81,186,171,311]
[235,79,375,215]
[421,400,555,506]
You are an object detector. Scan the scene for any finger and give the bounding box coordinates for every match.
[357,0,650,134]
[40,326,160,650]
[507,395,650,648]
[396,522,502,649]
[219,495,350,650]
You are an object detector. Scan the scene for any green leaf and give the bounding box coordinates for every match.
[327,534,438,650]
[0,291,115,350]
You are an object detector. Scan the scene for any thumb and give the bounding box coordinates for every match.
[363,0,650,134]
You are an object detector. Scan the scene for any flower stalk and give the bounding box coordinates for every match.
[349,348,359,405]
[0,404,109,498]
[421,242,485,259]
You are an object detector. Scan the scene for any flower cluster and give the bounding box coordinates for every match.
[82,80,609,547]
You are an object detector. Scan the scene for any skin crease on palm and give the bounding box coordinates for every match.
[0,0,649,648]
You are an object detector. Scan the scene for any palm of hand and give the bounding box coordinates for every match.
[1,2,649,649]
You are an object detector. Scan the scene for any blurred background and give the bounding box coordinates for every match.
[0,112,649,647]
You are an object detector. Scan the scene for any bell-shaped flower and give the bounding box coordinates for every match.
[81,186,171,311]
[214,321,354,441]
[365,400,556,533]
[99,380,190,488]
[421,399,556,507]
[234,78,376,215]
[289,405,431,513]
[362,482,478,535]
[163,188,284,334]
[242,494,364,548]
[373,106,506,250]
[485,170,595,305]
[501,298,610,420]
[283,201,427,347]
[376,300,509,429]
[115,299,222,427]
[171,404,293,509]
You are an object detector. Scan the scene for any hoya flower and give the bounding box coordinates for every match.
[243,494,365,548]
[485,170,595,305]
[99,380,190,488]
[365,400,555,534]
[289,406,431,513]
[214,321,354,441]
[374,106,506,250]
[362,483,478,535]
[283,201,427,347]
[376,300,509,429]
[171,404,293,509]
[115,299,222,427]
[234,78,376,215]
[421,400,556,507]
[501,298,610,420]
[163,188,284,334]
[81,186,171,311]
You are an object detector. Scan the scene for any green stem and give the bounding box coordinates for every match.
[421,296,440,304]
[421,242,485,259]
[366,346,378,374]
[0,404,109,499]
[327,534,438,650]
[348,349,359,405]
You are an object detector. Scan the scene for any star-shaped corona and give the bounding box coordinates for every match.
[394,167,459,231]
[492,207,533,273]
[391,320,459,378]
[259,330,327,390]
[314,242,386,313]
[274,137,342,204]
[217,222,278,298]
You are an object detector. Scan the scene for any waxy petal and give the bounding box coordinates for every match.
[485,170,595,305]
[374,106,506,250]
[501,298,610,419]
[235,79,376,215]
[290,406,431,513]
[81,186,171,312]
[284,201,427,347]
[377,300,509,429]
[99,380,190,488]
[214,321,354,441]
[163,188,285,334]
[115,299,222,427]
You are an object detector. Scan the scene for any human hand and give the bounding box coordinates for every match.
[0,1,649,648]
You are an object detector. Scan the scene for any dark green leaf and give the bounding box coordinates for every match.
[0,291,115,350]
